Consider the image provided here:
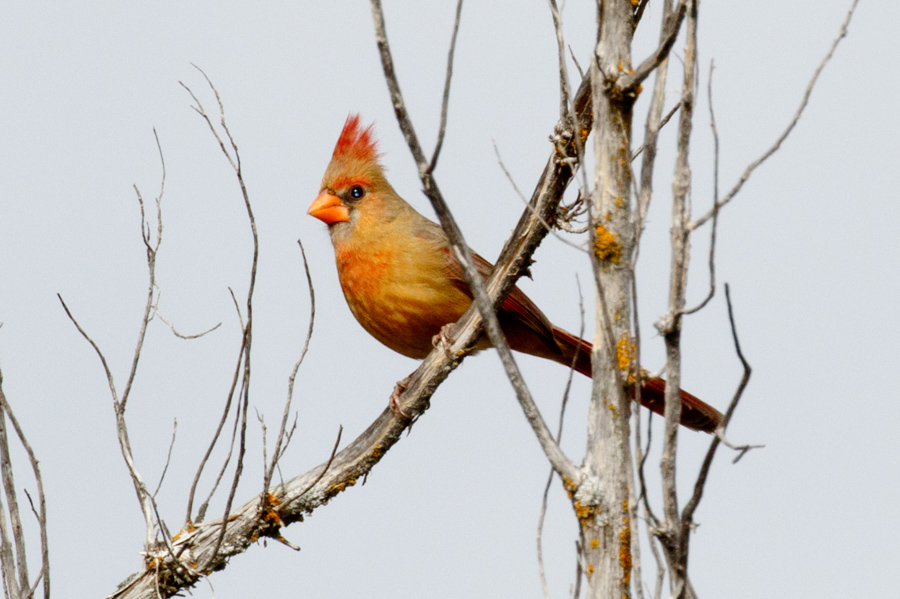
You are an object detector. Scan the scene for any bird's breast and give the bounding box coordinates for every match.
[333,239,471,359]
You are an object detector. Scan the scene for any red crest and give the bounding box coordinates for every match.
[332,114,379,163]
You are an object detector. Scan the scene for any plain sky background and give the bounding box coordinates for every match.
[0,1,896,597]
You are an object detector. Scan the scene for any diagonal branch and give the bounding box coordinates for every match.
[618,0,688,94]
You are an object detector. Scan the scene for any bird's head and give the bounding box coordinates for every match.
[309,115,402,242]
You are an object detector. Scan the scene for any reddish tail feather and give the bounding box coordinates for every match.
[551,327,722,433]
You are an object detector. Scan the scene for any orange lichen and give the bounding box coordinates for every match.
[591,538,599,549]
[574,500,599,524]
[619,499,633,584]
[616,335,637,384]
[329,477,358,494]
[594,225,622,264]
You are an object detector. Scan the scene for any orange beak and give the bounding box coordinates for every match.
[308,192,350,224]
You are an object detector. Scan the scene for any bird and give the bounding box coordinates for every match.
[308,115,722,433]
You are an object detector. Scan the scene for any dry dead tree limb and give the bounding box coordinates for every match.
[0,376,49,599]
[537,278,586,599]
[654,2,698,596]
[427,0,463,174]
[681,284,753,525]
[179,71,258,561]
[371,0,579,482]
[618,0,688,93]
[263,239,316,496]
[59,129,169,555]
[689,0,860,231]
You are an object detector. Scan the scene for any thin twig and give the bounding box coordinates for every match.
[493,141,587,252]
[548,0,572,125]
[0,374,49,599]
[427,0,464,174]
[264,239,316,492]
[537,277,585,599]
[682,60,719,316]
[689,0,860,231]
[618,0,688,93]
[153,420,178,498]
[681,284,753,524]
[631,101,680,162]
[154,310,221,340]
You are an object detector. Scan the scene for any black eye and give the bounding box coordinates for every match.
[350,186,365,199]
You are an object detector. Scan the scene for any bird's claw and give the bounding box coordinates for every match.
[432,324,455,359]
[389,375,414,419]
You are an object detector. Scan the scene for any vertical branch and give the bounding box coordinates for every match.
[655,1,697,596]
[0,404,28,595]
[0,377,49,599]
[583,1,639,597]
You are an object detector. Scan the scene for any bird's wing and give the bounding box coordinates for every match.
[444,248,560,353]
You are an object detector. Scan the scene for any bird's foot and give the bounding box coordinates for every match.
[432,324,455,359]
[389,375,414,419]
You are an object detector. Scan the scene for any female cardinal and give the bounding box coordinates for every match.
[308,115,722,433]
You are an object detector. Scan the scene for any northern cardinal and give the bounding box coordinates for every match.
[309,115,722,433]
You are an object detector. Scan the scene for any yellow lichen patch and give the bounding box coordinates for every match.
[329,477,358,494]
[594,225,622,265]
[371,444,384,459]
[574,500,599,524]
[615,196,626,209]
[266,492,281,507]
[563,477,578,497]
[619,520,632,585]
[631,0,640,5]
[591,538,599,549]
[587,564,595,577]
[263,509,283,526]
[607,402,618,416]
[620,499,632,585]
[616,335,637,383]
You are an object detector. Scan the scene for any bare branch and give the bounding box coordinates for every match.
[0,369,49,599]
[263,239,316,492]
[634,0,675,238]
[548,0,572,125]
[427,0,463,173]
[619,0,688,93]
[153,310,221,340]
[537,278,585,599]
[181,70,259,543]
[689,0,860,230]
[681,60,720,316]
[655,2,698,595]
[153,420,178,498]
[681,284,753,524]
[493,141,588,251]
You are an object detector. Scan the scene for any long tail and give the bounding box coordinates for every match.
[551,327,723,433]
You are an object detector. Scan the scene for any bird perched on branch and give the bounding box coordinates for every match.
[308,115,722,433]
